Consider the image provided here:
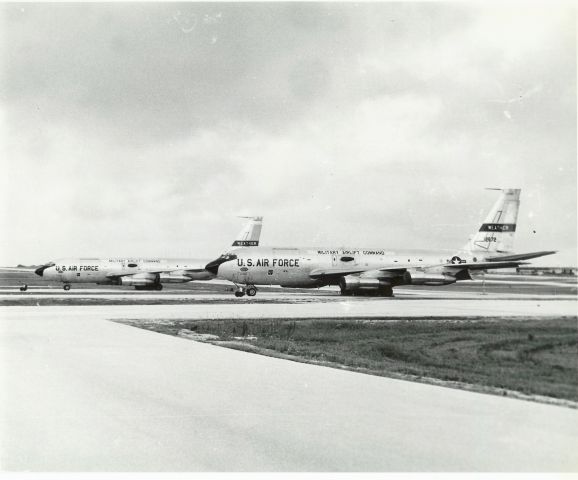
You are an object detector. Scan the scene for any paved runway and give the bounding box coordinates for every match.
[1,289,577,300]
[1,293,577,318]
[1,305,577,471]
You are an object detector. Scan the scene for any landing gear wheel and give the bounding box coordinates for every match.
[63,284,71,291]
[234,290,245,298]
[20,284,28,292]
[246,286,257,297]
[154,284,163,291]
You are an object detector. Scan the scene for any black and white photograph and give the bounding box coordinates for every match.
[0,1,576,473]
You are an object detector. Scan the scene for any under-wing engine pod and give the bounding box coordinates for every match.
[339,276,394,296]
[119,272,162,289]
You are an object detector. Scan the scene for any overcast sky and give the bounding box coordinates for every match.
[1,2,576,266]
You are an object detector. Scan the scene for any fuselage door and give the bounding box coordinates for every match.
[235,265,249,284]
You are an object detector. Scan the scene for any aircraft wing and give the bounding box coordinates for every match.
[485,251,556,262]
[105,267,209,279]
[310,267,369,278]
[310,260,527,282]
[442,260,526,271]
[105,271,159,279]
[0,267,38,273]
[309,266,407,279]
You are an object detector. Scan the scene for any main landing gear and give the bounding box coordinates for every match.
[233,285,257,297]
[63,284,71,291]
[19,284,28,292]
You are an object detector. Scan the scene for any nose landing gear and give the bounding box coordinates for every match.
[19,284,28,292]
[63,284,71,291]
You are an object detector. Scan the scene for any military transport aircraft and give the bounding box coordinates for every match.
[17,216,263,291]
[205,189,555,297]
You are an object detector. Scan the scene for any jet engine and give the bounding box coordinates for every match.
[120,272,161,287]
[407,271,457,286]
[158,270,196,283]
[339,277,393,296]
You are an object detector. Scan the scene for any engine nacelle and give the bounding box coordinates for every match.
[340,276,391,292]
[158,270,210,283]
[120,272,160,287]
[158,273,192,283]
[407,271,457,286]
[180,270,214,281]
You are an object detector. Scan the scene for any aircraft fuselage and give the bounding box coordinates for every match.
[215,247,474,288]
[40,257,213,285]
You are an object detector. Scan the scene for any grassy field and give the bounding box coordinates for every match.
[117,316,578,404]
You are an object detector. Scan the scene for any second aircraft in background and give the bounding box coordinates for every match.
[28,216,263,291]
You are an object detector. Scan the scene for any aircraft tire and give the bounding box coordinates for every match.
[246,287,257,297]
[234,291,245,297]
[63,284,71,291]
[155,284,163,291]
[20,285,28,292]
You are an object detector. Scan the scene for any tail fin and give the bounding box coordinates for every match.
[231,216,263,247]
[464,188,521,255]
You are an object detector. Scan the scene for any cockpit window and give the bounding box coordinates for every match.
[218,253,237,261]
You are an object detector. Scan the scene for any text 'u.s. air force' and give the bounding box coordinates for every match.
[237,258,300,267]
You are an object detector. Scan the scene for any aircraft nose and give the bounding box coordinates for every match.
[205,254,237,275]
[205,259,221,275]
[35,263,54,277]
[34,266,47,276]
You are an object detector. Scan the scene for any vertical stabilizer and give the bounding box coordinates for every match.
[464,189,520,255]
[232,216,263,247]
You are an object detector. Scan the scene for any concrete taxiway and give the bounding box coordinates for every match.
[1,303,577,471]
[1,294,577,318]
[1,288,577,300]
